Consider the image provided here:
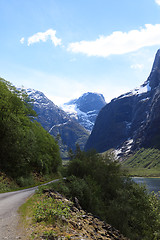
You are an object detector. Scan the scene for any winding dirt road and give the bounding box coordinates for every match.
[0,179,60,239]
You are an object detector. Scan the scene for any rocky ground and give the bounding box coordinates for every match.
[31,190,129,240]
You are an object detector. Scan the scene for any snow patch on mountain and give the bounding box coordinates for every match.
[132,82,151,95]
[61,104,78,120]
[114,139,134,160]
[117,82,151,101]
[49,120,71,133]
[61,102,94,132]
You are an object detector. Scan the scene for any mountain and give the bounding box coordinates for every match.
[23,89,89,158]
[60,92,106,131]
[85,49,160,159]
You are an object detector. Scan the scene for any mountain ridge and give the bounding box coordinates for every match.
[85,49,160,159]
[22,88,89,158]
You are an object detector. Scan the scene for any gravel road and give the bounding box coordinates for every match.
[0,179,60,240]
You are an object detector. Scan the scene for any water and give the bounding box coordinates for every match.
[133,177,160,194]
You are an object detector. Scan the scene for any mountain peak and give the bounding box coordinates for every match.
[77,92,105,112]
[61,92,106,131]
[152,49,160,71]
[147,49,160,89]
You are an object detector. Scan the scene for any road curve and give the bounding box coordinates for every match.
[0,179,60,239]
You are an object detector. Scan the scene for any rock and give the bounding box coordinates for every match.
[41,189,129,240]
[73,197,82,210]
[69,220,79,229]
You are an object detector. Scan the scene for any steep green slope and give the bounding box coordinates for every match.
[122,148,160,176]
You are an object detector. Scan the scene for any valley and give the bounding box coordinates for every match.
[1,49,160,240]
[2,2,160,239]
[22,49,160,177]
[24,89,105,159]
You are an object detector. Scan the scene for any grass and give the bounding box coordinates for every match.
[19,185,73,239]
[122,167,160,177]
[34,195,70,223]
[18,193,37,239]
[121,148,160,177]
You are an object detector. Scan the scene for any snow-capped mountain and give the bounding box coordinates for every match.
[60,92,106,132]
[25,89,69,131]
[21,88,89,158]
[85,49,160,159]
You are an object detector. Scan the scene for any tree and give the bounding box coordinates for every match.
[0,78,61,179]
[65,149,160,240]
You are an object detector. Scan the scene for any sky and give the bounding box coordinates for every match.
[1,0,160,105]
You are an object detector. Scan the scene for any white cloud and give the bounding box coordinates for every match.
[27,29,62,46]
[130,64,144,70]
[155,0,160,5]
[20,37,25,44]
[68,24,160,57]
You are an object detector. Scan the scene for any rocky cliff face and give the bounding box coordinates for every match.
[61,92,106,132]
[23,89,89,157]
[85,49,160,158]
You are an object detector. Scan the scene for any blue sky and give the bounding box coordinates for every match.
[1,0,160,105]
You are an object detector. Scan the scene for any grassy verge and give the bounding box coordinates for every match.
[18,194,36,239]
[19,184,73,239]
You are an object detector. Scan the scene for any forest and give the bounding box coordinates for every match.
[0,78,61,185]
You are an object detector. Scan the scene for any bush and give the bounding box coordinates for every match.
[34,196,70,223]
[62,149,160,240]
[16,175,34,187]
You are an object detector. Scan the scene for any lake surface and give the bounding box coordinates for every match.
[133,177,160,194]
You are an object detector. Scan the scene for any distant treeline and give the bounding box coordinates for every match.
[0,78,61,181]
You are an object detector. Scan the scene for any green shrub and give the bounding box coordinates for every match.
[62,149,160,240]
[16,175,34,187]
[42,230,57,239]
[34,196,70,223]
